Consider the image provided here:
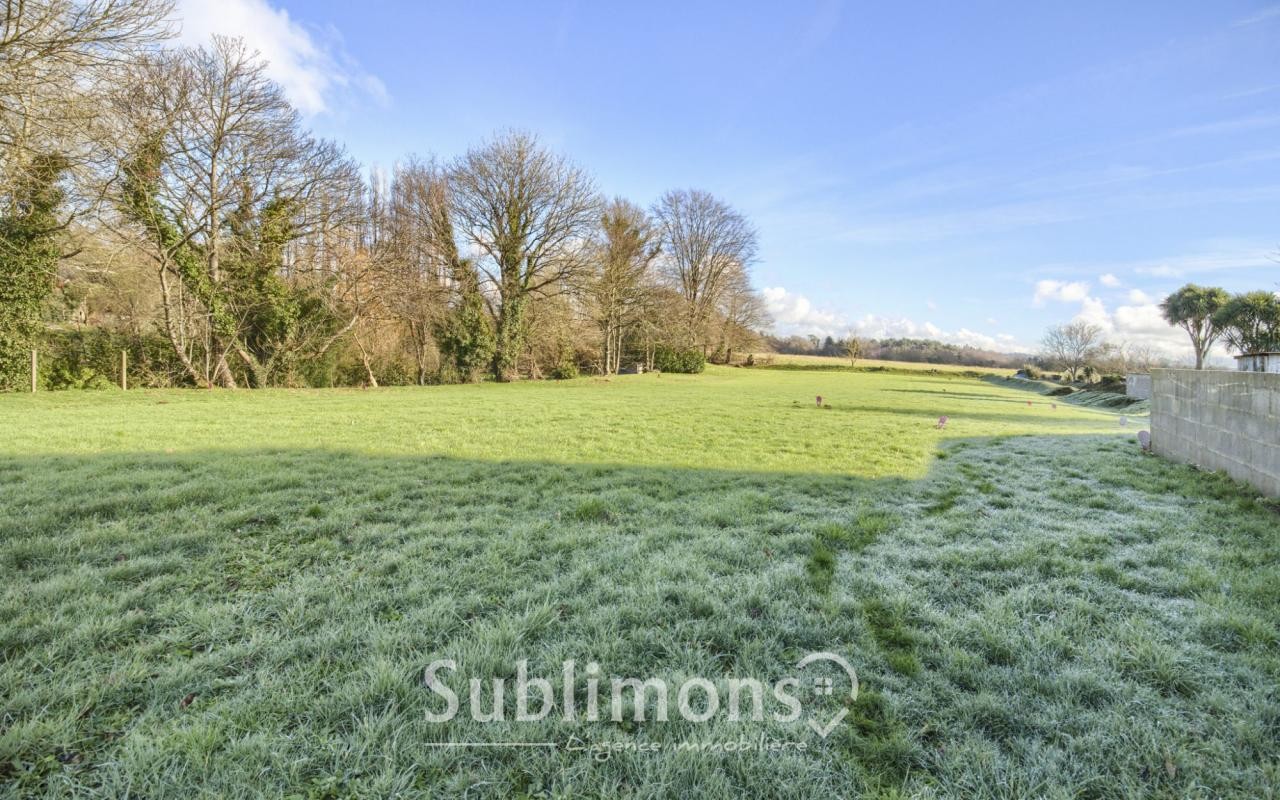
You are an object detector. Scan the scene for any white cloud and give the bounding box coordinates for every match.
[1099,273,1121,287]
[845,315,935,339]
[762,287,1030,352]
[848,315,1031,352]
[1032,279,1091,306]
[761,287,846,336]
[1127,288,1153,304]
[176,0,387,115]
[1075,295,1110,327]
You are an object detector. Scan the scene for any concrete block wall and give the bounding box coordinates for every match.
[1126,373,1152,400]
[1150,369,1280,497]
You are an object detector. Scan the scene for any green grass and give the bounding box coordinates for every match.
[1,367,1276,798]
[0,367,1122,477]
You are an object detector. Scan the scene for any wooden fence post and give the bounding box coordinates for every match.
[30,349,37,393]
[121,350,128,391]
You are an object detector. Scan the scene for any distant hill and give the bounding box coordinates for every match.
[763,334,1029,369]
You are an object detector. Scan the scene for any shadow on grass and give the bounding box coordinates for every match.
[0,441,1275,798]
[884,388,1067,405]
[813,401,1128,426]
[0,448,930,796]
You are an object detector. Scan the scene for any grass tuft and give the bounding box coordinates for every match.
[806,538,836,594]
[569,497,613,523]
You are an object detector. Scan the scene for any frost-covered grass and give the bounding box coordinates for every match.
[1,368,1276,798]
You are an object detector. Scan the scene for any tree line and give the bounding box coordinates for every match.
[0,2,767,389]
[765,334,1026,368]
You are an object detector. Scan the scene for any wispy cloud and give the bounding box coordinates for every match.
[1132,246,1277,277]
[1232,4,1280,27]
[836,199,1076,245]
[1030,241,1279,282]
[1166,114,1280,139]
[1222,84,1280,100]
[176,0,388,115]
[1032,280,1091,306]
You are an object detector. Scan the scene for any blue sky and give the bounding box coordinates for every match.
[177,0,1280,360]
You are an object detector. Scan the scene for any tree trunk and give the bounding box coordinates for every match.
[212,344,238,388]
[493,294,526,382]
[600,319,612,375]
[157,267,211,388]
[355,337,378,387]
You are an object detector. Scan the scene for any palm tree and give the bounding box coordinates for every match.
[1159,284,1230,369]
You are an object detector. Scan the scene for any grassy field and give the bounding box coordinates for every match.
[2,367,1277,798]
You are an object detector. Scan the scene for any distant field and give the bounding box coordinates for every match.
[749,352,1018,375]
[2,367,1276,798]
[0,366,1112,477]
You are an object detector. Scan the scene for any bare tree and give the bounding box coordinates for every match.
[844,337,865,367]
[1040,321,1105,381]
[1,0,172,204]
[652,189,758,353]
[448,131,601,380]
[713,263,767,364]
[109,37,364,387]
[585,198,660,374]
[1124,342,1156,373]
[362,158,458,384]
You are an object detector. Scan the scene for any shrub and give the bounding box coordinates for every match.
[45,363,113,390]
[550,360,579,380]
[549,344,580,380]
[1021,363,1041,379]
[653,345,706,374]
[40,328,192,389]
[333,354,417,388]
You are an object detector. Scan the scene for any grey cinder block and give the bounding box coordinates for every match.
[1150,369,1280,498]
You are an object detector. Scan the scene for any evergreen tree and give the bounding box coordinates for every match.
[0,156,66,390]
[437,269,497,382]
